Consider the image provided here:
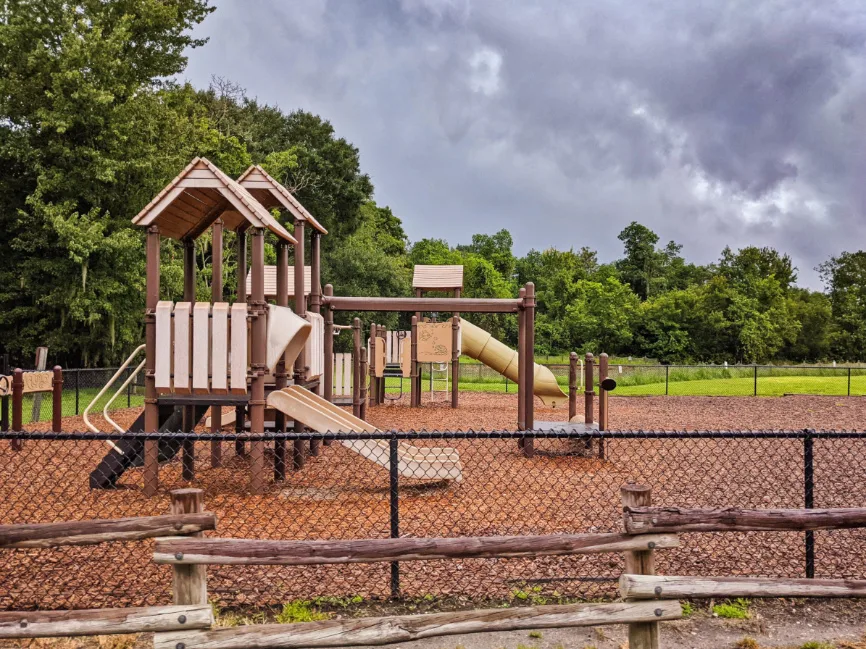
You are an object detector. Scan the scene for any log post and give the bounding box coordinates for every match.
[568,352,578,422]
[52,366,63,433]
[210,219,224,468]
[584,353,594,425]
[144,225,161,496]
[11,368,23,451]
[352,318,362,418]
[170,489,207,606]
[249,228,266,493]
[234,229,247,458]
[524,282,535,435]
[598,352,608,459]
[410,316,418,408]
[621,484,658,649]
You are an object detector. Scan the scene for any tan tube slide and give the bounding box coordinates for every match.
[459,318,567,407]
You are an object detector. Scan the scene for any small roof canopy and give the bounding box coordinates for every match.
[413,265,464,291]
[237,165,328,234]
[246,265,312,299]
[132,158,297,243]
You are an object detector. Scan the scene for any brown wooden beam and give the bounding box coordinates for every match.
[324,296,521,313]
[625,506,866,534]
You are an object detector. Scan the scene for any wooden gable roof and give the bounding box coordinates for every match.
[413,265,464,290]
[246,265,312,299]
[237,165,328,234]
[132,158,297,243]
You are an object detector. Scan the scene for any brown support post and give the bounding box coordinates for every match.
[293,219,306,382]
[584,353,595,425]
[598,352,609,459]
[352,318,362,418]
[369,323,377,408]
[144,225,160,496]
[170,489,207,605]
[378,325,386,405]
[52,366,62,433]
[310,231,322,315]
[568,352,578,422]
[524,283,535,438]
[410,316,419,407]
[11,368,23,450]
[517,288,526,434]
[359,347,368,420]
[249,228,267,493]
[235,229,247,458]
[621,484,658,649]
[274,241,289,482]
[210,219,224,468]
[451,315,459,409]
[182,238,196,482]
[323,285,334,446]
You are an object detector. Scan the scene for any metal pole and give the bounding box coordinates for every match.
[568,352,577,422]
[665,365,669,396]
[389,432,400,598]
[182,238,196,483]
[249,228,267,492]
[848,367,852,396]
[52,366,63,433]
[75,369,80,415]
[410,316,418,407]
[353,318,362,418]
[804,429,815,579]
[524,282,535,436]
[143,225,161,496]
[584,353,594,425]
[211,218,224,469]
[234,229,247,459]
[754,365,758,397]
[274,240,289,481]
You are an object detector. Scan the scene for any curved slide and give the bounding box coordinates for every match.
[268,385,462,482]
[459,319,567,408]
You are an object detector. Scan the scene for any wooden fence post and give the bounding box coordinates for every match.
[621,484,659,649]
[568,352,578,422]
[52,366,63,433]
[11,368,23,451]
[170,489,208,606]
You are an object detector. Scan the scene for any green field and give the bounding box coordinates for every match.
[613,374,866,397]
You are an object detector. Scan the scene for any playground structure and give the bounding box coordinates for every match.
[3,156,616,495]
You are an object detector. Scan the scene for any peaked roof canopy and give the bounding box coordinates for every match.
[132,158,297,243]
[237,165,328,234]
[413,265,464,290]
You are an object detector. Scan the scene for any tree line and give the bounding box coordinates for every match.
[1,0,865,367]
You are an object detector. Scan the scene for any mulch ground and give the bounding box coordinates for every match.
[2,394,866,610]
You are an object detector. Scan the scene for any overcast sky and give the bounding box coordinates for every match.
[184,0,866,289]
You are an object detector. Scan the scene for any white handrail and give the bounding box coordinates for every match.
[103,358,146,435]
[83,345,145,449]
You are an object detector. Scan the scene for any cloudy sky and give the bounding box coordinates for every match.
[184,0,866,288]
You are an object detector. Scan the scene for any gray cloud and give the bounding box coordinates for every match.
[184,0,866,288]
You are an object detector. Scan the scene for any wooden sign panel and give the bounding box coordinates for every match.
[417,322,453,363]
[0,371,53,396]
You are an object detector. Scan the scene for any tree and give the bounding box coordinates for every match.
[615,222,692,299]
[716,246,797,291]
[457,229,516,281]
[818,251,866,361]
[563,278,640,353]
[0,0,214,366]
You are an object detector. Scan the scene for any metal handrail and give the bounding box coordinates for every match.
[83,344,145,449]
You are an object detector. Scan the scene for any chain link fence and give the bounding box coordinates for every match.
[2,429,865,610]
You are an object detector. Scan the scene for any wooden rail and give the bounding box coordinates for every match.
[0,605,212,639]
[154,601,682,649]
[154,532,679,565]
[624,506,866,534]
[0,513,216,549]
[621,574,866,600]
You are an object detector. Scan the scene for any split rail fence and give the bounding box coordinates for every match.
[4,486,866,649]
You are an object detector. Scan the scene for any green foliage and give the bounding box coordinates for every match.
[680,601,694,617]
[274,600,329,624]
[799,642,834,649]
[713,598,751,619]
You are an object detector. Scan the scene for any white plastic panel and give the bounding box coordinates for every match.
[230,303,248,393]
[211,303,229,393]
[192,303,210,392]
[154,301,174,391]
[173,302,191,392]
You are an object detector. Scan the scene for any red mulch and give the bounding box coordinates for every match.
[3,394,866,610]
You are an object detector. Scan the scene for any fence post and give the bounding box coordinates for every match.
[11,368,23,451]
[127,369,132,408]
[74,369,80,415]
[170,489,208,605]
[804,429,815,579]
[52,366,63,433]
[389,432,400,598]
[621,484,659,649]
[1,355,9,435]
[754,365,758,397]
[584,353,594,425]
[665,365,669,396]
[848,367,852,396]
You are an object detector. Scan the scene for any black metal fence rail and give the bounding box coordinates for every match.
[2,428,865,610]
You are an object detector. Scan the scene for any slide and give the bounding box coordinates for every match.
[459,318,567,407]
[268,385,463,482]
[89,404,209,489]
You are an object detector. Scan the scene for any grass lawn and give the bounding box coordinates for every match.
[589,374,865,397]
[16,388,145,425]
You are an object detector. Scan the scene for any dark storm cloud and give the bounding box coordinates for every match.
[184,0,866,288]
